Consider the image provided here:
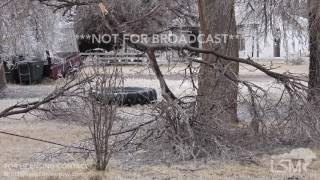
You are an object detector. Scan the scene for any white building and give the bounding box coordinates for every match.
[237,22,309,61]
[235,2,309,61]
[158,23,309,63]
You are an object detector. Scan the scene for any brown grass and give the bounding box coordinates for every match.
[1,62,318,179]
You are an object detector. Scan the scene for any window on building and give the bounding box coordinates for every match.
[239,37,246,51]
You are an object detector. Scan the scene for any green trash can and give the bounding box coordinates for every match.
[29,61,44,82]
[17,61,44,84]
[5,70,14,83]
[3,61,16,83]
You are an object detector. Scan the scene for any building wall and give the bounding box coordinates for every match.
[164,25,309,61]
[239,28,309,60]
[235,1,309,60]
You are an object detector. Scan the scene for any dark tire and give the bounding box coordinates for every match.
[96,87,157,106]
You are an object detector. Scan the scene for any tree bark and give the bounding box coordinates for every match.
[197,0,239,123]
[308,0,320,104]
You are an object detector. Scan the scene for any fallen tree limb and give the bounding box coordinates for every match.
[147,50,178,101]
[37,1,307,102]
[0,76,94,118]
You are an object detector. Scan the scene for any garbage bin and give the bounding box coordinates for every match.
[29,61,44,82]
[3,61,17,83]
[4,70,14,83]
[17,61,44,84]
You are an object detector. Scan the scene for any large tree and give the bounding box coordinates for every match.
[308,0,320,104]
[197,0,239,123]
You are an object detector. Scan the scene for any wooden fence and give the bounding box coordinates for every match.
[80,52,148,65]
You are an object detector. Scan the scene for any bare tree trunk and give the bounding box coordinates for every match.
[308,0,320,104]
[197,0,239,123]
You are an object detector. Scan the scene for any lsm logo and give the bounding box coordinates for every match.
[270,148,317,174]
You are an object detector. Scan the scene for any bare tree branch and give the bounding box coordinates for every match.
[0,76,94,118]
[0,130,94,151]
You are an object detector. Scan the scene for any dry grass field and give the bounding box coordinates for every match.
[0,61,319,180]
